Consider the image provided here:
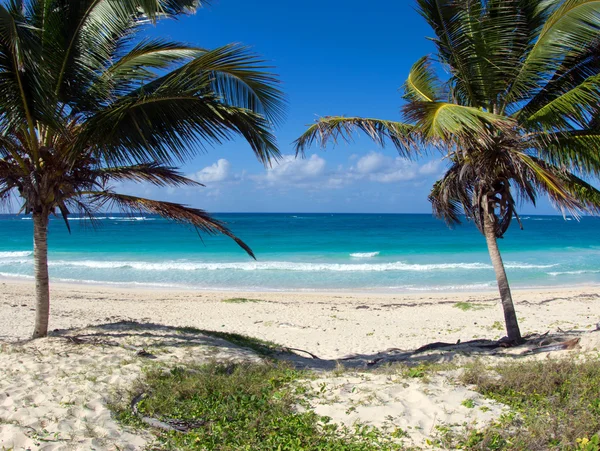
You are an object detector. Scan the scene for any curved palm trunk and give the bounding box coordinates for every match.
[32,212,50,338]
[483,215,522,344]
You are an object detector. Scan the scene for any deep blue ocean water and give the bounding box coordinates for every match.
[0,213,598,292]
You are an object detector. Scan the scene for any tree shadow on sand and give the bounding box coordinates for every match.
[47,320,596,372]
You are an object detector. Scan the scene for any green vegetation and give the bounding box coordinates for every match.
[221,298,262,304]
[295,0,600,345]
[453,302,491,312]
[375,361,458,384]
[177,327,283,357]
[461,398,476,409]
[115,362,401,451]
[490,321,504,331]
[439,359,600,450]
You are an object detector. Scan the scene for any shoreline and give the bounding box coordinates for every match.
[1,273,599,296]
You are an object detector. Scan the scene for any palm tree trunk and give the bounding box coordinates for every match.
[32,212,50,338]
[483,215,522,344]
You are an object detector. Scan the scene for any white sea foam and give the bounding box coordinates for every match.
[109,217,153,221]
[548,270,600,276]
[350,252,380,258]
[68,216,153,221]
[42,260,556,272]
[504,262,558,269]
[0,251,32,259]
[403,283,494,291]
[21,216,153,221]
[0,272,34,279]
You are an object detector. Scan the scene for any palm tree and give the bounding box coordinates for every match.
[295,0,600,344]
[0,0,284,338]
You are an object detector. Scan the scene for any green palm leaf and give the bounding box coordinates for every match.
[294,117,416,157]
[99,163,203,187]
[503,0,600,107]
[80,94,278,166]
[529,130,600,174]
[403,102,514,143]
[522,73,600,128]
[89,192,256,258]
[403,56,442,102]
[136,44,286,126]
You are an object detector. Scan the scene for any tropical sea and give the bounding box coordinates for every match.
[0,213,598,292]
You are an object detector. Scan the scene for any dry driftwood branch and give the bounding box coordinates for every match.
[131,393,206,433]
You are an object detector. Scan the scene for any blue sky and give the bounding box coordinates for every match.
[123,0,558,214]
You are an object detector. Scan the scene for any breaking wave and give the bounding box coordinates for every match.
[34,260,557,272]
[350,252,380,258]
[0,251,32,258]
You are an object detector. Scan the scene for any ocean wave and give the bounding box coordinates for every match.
[403,283,494,291]
[40,259,556,272]
[504,262,558,269]
[350,252,380,258]
[110,217,154,221]
[0,251,32,258]
[0,272,35,281]
[20,216,153,221]
[548,270,600,276]
[71,216,153,221]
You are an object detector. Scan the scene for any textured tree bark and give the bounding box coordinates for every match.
[483,214,522,343]
[32,212,50,338]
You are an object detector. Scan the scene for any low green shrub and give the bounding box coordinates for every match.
[449,358,600,451]
[116,362,403,450]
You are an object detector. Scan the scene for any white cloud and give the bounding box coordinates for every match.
[356,152,388,174]
[352,152,444,183]
[252,152,444,191]
[418,159,444,176]
[261,154,327,186]
[192,159,231,183]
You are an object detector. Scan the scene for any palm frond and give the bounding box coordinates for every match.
[503,0,600,107]
[52,0,205,101]
[522,73,600,129]
[98,39,205,94]
[294,117,417,157]
[557,171,600,213]
[428,163,466,226]
[517,35,600,118]
[135,44,286,127]
[529,129,600,175]
[415,0,481,104]
[89,192,255,258]
[99,163,203,187]
[514,152,584,213]
[78,93,279,166]
[402,102,514,144]
[403,56,443,102]
[0,3,49,148]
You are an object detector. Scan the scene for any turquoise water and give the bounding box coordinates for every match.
[0,213,599,292]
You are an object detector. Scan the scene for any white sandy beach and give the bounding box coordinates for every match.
[1,280,599,450]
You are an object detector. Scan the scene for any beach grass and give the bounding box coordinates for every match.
[115,361,401,451]
[434,358,600,450]
[453,302,491,311]
[221,298,263,304]
[176,326,283,357]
